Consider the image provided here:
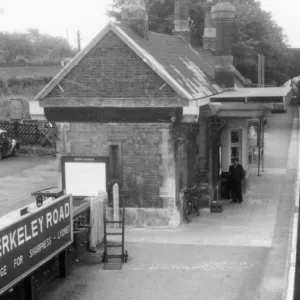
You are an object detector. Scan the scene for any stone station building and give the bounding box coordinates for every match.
[34,0,291,228]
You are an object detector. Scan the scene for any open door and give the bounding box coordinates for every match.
[211,131,222,200]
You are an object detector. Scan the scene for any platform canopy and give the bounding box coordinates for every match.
[210,87,292,104]
[182,102,272,120]
[181,87,292,122]
[208,102,272,117]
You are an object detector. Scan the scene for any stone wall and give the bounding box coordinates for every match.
[196,118,210,207]
[56,122,182,228]
[45,31,184,106]
[41,27,199,227]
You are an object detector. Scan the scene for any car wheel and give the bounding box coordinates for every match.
[11,149,16,156]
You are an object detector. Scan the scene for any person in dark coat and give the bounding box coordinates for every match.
[229,158,245,204]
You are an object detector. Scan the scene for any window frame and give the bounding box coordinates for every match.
[108,142,123,183]
[229,128,242,164]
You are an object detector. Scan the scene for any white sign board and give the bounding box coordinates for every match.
[64,161,107,197]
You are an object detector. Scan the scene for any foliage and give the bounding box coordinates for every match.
[0,75,53,102]
[0,75,52,87]
[107,0,204,43]
[288,49,300,79]
[172,123,198,145]
[0,28,76,66]
[106,0,294,86]
[0,95,11,121]
[107,0,175,34]
[232,0,291,86]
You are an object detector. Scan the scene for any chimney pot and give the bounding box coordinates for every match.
[211,1,236,89]
[173,0,191,44]
[121,0,149,39]
[202,1,216,51]
[211,2,236,21]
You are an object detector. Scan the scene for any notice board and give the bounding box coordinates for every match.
[10,99,22,120]
[61,156,108,198]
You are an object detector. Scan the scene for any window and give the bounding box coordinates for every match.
[231,146,239,159]
[231,131,240,143]
[176,142,186,191]
[230,129,242,163]
[109,144,121,180]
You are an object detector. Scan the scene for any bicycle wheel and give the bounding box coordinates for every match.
[193,199,199,217]
[184,200,193,222]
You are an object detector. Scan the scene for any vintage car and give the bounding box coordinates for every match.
[0,129,20,159]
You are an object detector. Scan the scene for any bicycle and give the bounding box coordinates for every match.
[183,185,200,222]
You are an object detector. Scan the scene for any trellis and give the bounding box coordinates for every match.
[0,120,57,149]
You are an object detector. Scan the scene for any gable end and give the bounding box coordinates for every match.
[45,31,180,101]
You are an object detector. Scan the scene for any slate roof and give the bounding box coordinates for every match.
[119,24,223,99]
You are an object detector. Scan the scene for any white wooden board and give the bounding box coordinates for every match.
[64,162,106,197]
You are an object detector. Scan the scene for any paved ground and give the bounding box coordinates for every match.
[0,154,54,178]
[0,154,56,217]
[34,105,297,300]
[0,106,296,299]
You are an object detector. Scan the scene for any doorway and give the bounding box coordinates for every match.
[208,117,227,202]
[211,130,222,201]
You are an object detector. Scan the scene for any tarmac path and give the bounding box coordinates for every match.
[0,154,56,217]
[0,154,54,179]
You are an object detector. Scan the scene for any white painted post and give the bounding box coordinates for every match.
[113,183,120,228]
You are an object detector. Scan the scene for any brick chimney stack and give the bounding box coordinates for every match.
[174,0,191,44]
[202,0,216,51]
[121,0,149,39]
[211,1,236,89]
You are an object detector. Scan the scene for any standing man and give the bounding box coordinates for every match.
[229,158,245,204]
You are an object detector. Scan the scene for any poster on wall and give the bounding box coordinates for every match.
[62,157,108,198]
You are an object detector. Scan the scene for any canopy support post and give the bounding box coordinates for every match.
[257,118,261,176]
[261,116,265,172]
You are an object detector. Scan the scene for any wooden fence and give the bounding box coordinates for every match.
[0,120,57,148]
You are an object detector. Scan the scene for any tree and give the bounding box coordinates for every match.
[0,32,35,63]
[107,0,204,42]
[107,0,292,86]
[288,49,300,80]
[0,28,74,65]
[107,0,175,34]
[232,0,291,85]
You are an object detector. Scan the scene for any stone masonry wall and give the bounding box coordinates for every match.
[56,122,177,210]
[46,31,181,102]
[42,27,195,227]
[196,118,210,207]
[215,21,234,57]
